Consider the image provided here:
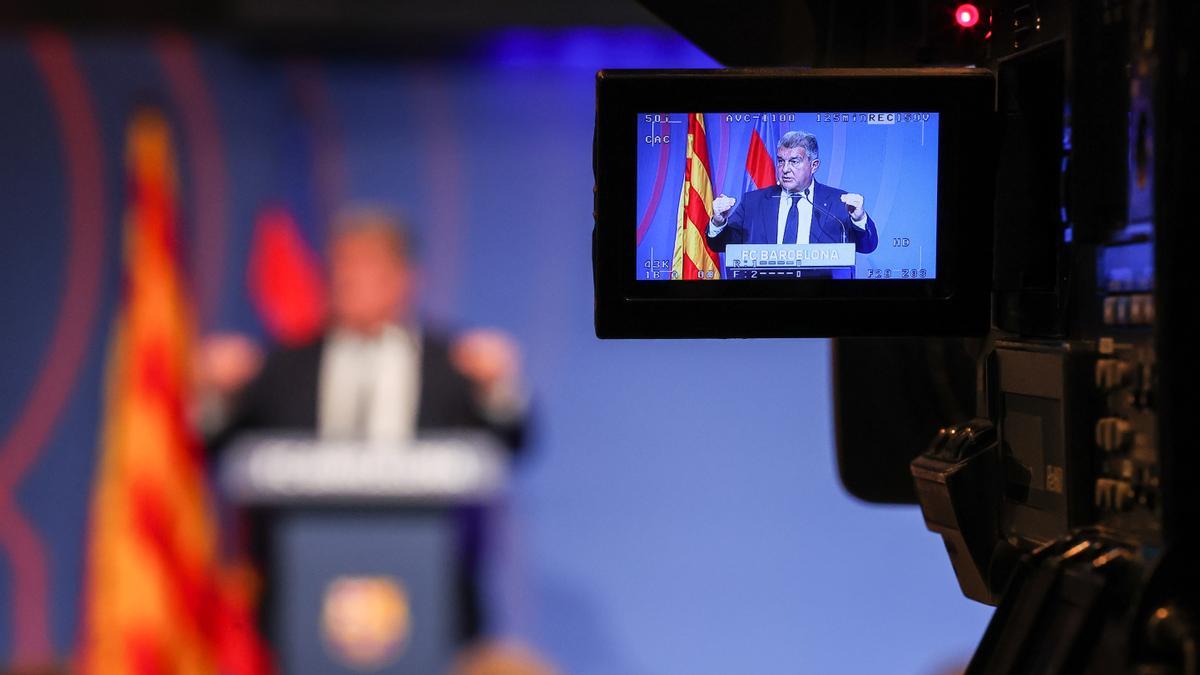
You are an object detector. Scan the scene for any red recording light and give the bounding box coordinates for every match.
[954,3,981,28]
[950,3,979,27]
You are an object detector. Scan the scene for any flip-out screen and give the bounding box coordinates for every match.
[594,69,995,338]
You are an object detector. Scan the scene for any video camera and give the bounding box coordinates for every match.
[593,1,1198,672]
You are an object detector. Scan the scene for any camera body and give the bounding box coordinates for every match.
[594,0,1198,669]
[837,0,1170,603]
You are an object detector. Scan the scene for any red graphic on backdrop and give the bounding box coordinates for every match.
[248,207,327,345]
[745,128,776,191]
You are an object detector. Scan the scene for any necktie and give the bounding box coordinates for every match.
[782,192,801,244]
[351,339,376,437]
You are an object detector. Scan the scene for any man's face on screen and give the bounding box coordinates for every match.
[776,146,818,192]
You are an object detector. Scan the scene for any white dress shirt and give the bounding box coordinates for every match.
[319,324,421,444]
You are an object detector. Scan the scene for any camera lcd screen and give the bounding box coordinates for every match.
[594,69,994,338]
[636,112,939,282]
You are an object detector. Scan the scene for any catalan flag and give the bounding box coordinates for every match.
[79,108,270,675]
[672,113,722,280]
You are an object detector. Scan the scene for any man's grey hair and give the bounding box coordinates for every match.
[331,205,415,261]
[777,130,819,162]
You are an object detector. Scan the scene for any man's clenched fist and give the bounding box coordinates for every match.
[839,193,866,221]
[712,194,737,225]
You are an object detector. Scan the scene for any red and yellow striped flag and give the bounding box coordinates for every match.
[79,108,268,675]
[672,113,722,280]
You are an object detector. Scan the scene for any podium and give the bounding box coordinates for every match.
[220,434,508,675]
[724,243,857,279]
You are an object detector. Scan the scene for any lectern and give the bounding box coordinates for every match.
[724,242,858,278]
[220,434,507,675]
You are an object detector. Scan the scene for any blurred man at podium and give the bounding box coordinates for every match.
[205,207,528,450]
[199,207,529,643]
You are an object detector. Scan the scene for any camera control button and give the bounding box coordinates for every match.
[1095,417,1133,452]
[1095,359,1132,391]
[1103,296,1119,325]
[1130,294,1154,324]
[1095,478,1136,511]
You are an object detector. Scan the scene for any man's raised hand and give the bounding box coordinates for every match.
[712,194,737,225]
[840,193,866,221]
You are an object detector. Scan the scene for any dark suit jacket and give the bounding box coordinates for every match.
[705,182,879,254]
[214,329,527,643]
[221,331,526,453]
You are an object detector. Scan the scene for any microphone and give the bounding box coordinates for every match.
[775,187,856,244]
[801,190,850,244]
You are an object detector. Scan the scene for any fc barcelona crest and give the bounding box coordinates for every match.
[321,575,412,670]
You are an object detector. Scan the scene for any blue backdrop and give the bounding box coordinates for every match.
[0,29,991,673]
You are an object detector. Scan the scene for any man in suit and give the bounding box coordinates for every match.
[212,208,527,449]
[200,207,528,643]
[706,130,879,254]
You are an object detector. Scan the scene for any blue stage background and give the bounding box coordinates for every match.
[637,112,940,279]
[0,31,990,673]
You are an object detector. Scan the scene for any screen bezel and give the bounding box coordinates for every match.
[594,68,996,338]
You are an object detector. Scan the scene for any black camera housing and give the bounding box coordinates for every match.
[593,68,996,338]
